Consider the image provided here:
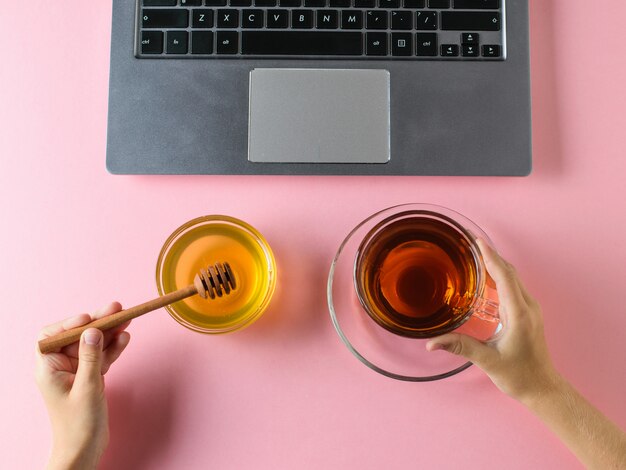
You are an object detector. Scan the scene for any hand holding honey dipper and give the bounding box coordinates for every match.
[35,263,236,469]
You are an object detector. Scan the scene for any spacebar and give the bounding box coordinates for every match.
[241,32,362,55]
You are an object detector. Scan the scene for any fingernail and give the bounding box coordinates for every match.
[84,330,101,346]
[428,343,445,351]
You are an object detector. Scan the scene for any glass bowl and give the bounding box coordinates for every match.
[156,215,276,334]
[328,204,496,381]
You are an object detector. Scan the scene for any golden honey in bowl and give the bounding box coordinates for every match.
[156,216,276,334]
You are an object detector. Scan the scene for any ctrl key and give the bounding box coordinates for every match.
[141,31,163,54]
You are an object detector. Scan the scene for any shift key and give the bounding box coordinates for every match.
[142,9,189,28]
[441,11,500,30]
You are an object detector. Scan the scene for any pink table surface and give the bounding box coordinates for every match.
[1,1,625,469]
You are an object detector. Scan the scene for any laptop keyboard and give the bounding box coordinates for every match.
[137,0,504,59]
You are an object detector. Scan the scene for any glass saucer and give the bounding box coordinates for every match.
[327,204,487,381]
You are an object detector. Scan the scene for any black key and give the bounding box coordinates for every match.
[181,0,203,5]
[280,0,301,6]
[231,0,252,5]
[403,0,424,7]
[292,10,314,28]
[461,43,478,56]
[428,0,449,8]
[391,32,412,56]
[144,0,177,5]
[379,0,399,7]
[482,44,500,57]
[142,9,189,28]
[366,32,387,55]
[415,32,436,55]
[461,32,478,43]
[453,0,499,9]
[216,31,239,53]
[366,10,387,29]
[205,0,227,5]
[391,11,412,30]
[242,9,264,27]
[255,0,277,5]
[355,0,375,7]
[217,9,239,27]
[341,10,362,29]
[441,11,500,30]
[166,31,188,54]
[141,30,163,54]
[416,11,437,29]
[143,0,176,7]
[191,31,214,53]
[241,31,362,55]
[317,10,339,29]
[305,0,326,6]
[440,43,458,56]
[330,0,351,6]
[267,9,289,27]
[193,10,214,28]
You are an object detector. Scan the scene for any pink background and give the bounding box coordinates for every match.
[1,1,625,468]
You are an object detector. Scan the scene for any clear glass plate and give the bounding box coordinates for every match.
[327,204,496,381]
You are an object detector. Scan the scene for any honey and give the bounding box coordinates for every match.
[157,216,276,333]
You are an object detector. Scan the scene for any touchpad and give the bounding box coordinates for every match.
[248,69,390,164]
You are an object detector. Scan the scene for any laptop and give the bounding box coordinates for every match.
[106,0,531,175]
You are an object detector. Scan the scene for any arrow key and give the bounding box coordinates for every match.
[482,44,500,57]
[440,43,459,57]
[461,43,478,57]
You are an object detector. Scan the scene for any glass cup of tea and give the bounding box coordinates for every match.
[328,204,502,381]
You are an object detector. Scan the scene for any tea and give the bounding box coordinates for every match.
[355,215,478,338]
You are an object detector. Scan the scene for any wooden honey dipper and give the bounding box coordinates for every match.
[38,262,236,354]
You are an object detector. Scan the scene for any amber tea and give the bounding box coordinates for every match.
[355,214,479,338]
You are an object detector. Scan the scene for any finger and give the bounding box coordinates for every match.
[60,304,129,358]
[91,301,123,320]
[101,332,131,375]
[61,319,132,359]
[74,328,104,392]
[476,239,527,310]
[92,302,129,346]
[426,333,498,371]
[504,261,536,307]
[37,313,93,342]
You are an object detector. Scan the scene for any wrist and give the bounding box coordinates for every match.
[518,368,567,409]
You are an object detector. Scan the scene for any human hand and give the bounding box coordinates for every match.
[426,240,560,402]
[35,302,131,470]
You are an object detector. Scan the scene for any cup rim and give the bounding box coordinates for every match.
[156,215,276,334]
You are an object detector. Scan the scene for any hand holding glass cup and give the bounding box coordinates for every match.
[328,204,502,381]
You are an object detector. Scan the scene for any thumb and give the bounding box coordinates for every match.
[74,328,104,391]
[426,333,497,371]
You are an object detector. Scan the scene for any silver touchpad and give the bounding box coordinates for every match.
[248,69,390,164]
